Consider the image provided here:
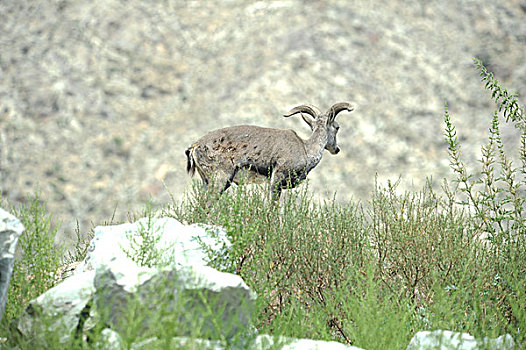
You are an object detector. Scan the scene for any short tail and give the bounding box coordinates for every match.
[185,146,196,176]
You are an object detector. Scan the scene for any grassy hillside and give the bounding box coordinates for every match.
[0,61,524,349]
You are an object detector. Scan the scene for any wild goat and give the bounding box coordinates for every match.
[185,102,354,200]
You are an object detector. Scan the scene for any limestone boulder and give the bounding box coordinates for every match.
[0,207,25,322]
[252,334,365,350]
[16,270,95,343]
[129,334,365,350]
[75,217,230,272]
[407,330,517,350]
[15,216,249,343]
[93,260,255,340]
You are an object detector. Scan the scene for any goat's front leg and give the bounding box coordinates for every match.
[269,185,282,202]
[269,170,283,201]
[203,168,234,196]
[220,167,239,194]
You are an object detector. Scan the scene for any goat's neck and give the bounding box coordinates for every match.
[304,125,328,171]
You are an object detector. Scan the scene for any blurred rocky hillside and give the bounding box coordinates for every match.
[1,0,525,243]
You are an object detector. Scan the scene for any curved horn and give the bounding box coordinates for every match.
[283,104,322,118]
[326,102,354,121]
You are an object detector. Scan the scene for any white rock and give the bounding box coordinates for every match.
[75,217,230,273]
[95,257,156,294]
[407,330,517,350]
[0,207,25,321]
[252,334,364,350]
[96,328,124,350]
[0,207,25,259]
[132,334,364,350]
[16,217,238,343]
[93,260,255,340]
[17,270,96,343]
[132,336,224,350]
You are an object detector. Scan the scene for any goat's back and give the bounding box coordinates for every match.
[192,125,306,172]
[199,125,304,153]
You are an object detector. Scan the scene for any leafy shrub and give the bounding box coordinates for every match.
[1,193,64,325]
[442,58,525,342]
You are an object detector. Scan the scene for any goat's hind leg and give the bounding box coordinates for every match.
[196,168,209,191]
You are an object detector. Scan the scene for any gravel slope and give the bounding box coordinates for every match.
[1,0,525,243]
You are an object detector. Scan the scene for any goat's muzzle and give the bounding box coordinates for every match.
[329,147,340,155]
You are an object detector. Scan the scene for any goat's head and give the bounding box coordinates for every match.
[283,102,354,154]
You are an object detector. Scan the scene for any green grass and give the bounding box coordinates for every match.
[0,192,64,324]
[0,59,524,349]
[168,179,524,349]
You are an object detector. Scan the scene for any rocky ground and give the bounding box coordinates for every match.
[1,0,525,244]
